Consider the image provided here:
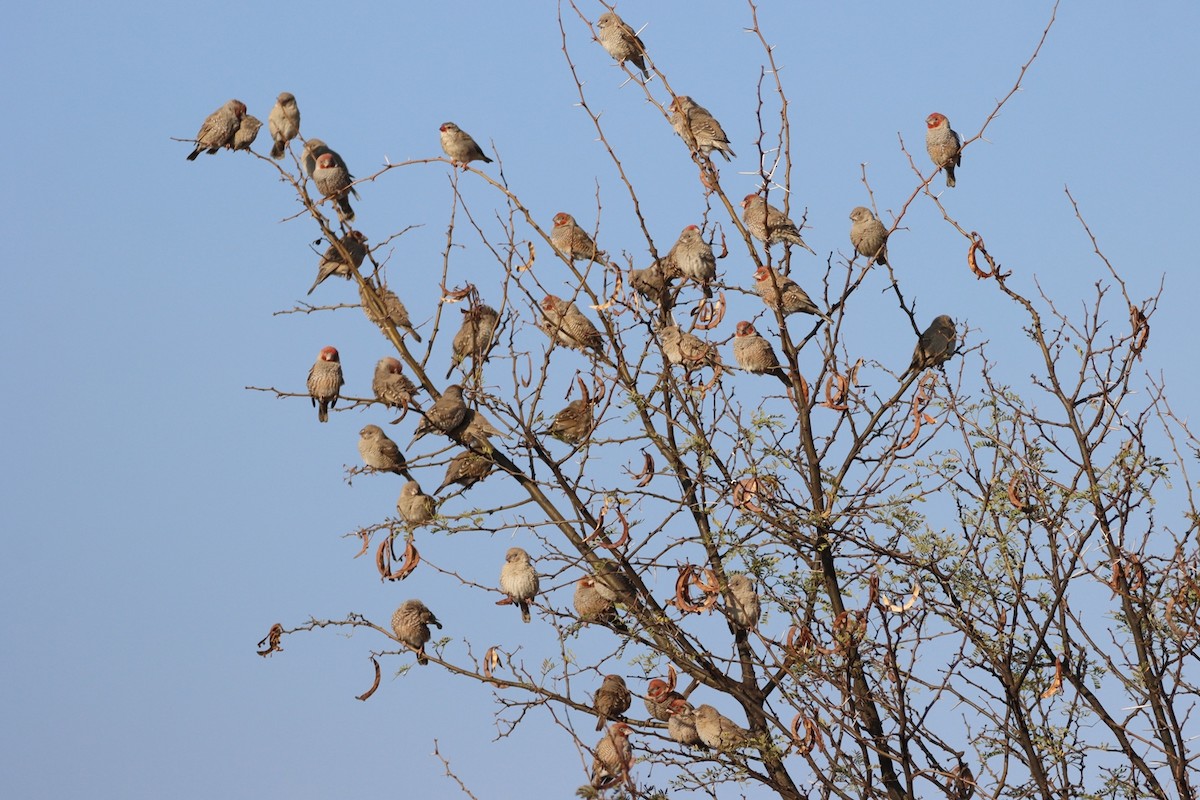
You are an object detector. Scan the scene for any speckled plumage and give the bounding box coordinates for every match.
[741,194,815,253]
[670,95,735,161]
[849,206,889,265]
[390,599,441,665]
[306,346,343,423]
[925,112,962,188]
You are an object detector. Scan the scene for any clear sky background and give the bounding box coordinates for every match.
[3,1,1198,798]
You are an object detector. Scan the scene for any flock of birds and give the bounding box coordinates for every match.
[184,9,963,791]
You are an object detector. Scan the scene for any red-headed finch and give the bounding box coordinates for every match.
[306,346,343,423]
[539,295,603,355]
[925,112,962,188]
[313,152,355,220]
[550,212,606,263]
[372,357,419,412]
[732,321,789,386]
[752,266,831,322]
[644,678,684,722]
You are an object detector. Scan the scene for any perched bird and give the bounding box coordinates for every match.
[593,674,632,731]
[445,304,499,379]
[390,599,441,666]
[360,280,421,341]
[302,139,343,180]
[268,92,300,160]
[228,114,261,151]
[644,679,685,722]
[732,321,790,386]
[372,357,419,412]
[741,194,816,254]
[752,266,832,322]
[667,699,706,749]
[307,230,368,296]
[498,547,539,624]
[669,96,736,161]
[186,99,246,160]
[306,346,343,423]
[848,206,889,265]
[410,384,469,444]
[590,723,633,791]
[629,260,675,310]
[545,397,593,445]
[550,213,606,263]
[658,325,721,372]
[727,574,761,631]
[313,152,355,220]
[909,315,958,373]
[592,560,634,604]
[397,480,437,526]
[596,11,648,77]
[667,225,717,296]
[459,408,506,453]
[694,704,751,751]
[540,295,604,355]
[358,424,412,479]
[438,122,492,168]
[435,450,494,494]
[574,576,627,631]
[925,112,962,188]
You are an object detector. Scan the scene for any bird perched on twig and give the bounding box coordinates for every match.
[645,679,684,722]
[308,230,368,296]
[410,384,470,445]
[909,315,958,373]
[312,152,355,221]
[185,99,246,160]
[391,599,441,666]
[925,112,962,188]
[670,96,736,161]
[498,547,539,624]
[396,480,436,526]
[574,576,628,632]
[596,11,648,77]
[667,699,706,749]
[551,213,606,263]
[667,225,717,297]
[727,573,761,631]
[694,704,751,751]
[268,92,300,160]
[752,266,832,322]
[545,397,594,445]
[306,346,343,423]
[228,115,261,151]
[372,357,419,413]
[741,194,816,254]
[589,723,633,791]
[658,325,721,372]
[446,304,499,379]
[849,206,889,266]
[435,450,494,494]
[439,122,492,169]
[593,675,632,731]
[629,259,676,310]
[539,295,604,356]
[358,424,412,480]
[360,279,421,342]
[732,321,790,386]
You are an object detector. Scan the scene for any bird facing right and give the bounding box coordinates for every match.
[439,122,492,168]
[390,599,442,665]
[909,315,958,373]
[740,194,815,254]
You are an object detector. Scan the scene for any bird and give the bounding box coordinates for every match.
[307,230,368,295]
[545,397,593,445]
[732,321,790,386]
[540,295,604,355]
[439,122,492,168]
[752,266,832,322]
[396,480,437,526]
[727,574,761,631]
[909,315,958,373]
[629,260,676,310]
[410,384,470,445]
[302,139,352,186]
[186,99,246,160]
[306,346,343,423]
[589,723,633,790]
[925,112,962,188]
[445,304,499,379]
[667,225,717,296]
[669,96,736,161]
[228,115,261,151]
[573,576,627,631]
[498,547,539,624]
[358,424,412,479]
[312,152,355,220]
[268,92,300,160]
[458,408,506,453]
[741,194,816,254]
[360,280,421,342]
[666,699,706,749]
[435,450,494,494]
[693,704,751,751]
[550,213,606,263]
[596,11,648,77]
[849,206,889,266]
[644,678,684,722]
[390,599,441,666]
[593,675,632,731]
[372,357,419,412]
[658,325,721,372]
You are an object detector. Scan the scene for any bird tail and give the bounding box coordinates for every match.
[317,400,329,423]
[270,140,285,160]
[186,148,201,161]
[338,196,355,221]
[945,167,956,188]
[416,649,429,666]
[520,601,531,624]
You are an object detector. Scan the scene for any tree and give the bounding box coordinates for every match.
[188,2,1200,797]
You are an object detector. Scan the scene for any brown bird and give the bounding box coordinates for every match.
[596,11,648,77]
[593,674,632,731]
[390,599,442,666]
[732,321,789,386]
[727,574,761,631]
[667,225,717,296]
[545,397,593,445]
[741,194,816,254]
[313,152,355,220]
[909,315,958,373]
[268,92,300,160]
[186,99,246,160]
[360,279,421,342]
[849,206,889,265]
[539,295,604,355]
[550,212,606,263]
[308,230,368,296]
[445,304,499,379]
[228,114,261,151]
[590,723,634,791]
[925,112,962,188]
[410,384,470,445]
[752,266,832,322]
[659,325,721,372]
[306,346,343,423]
[372,357,419,413]
[458,408,506,453]
[669,95,736,161]
[358,424,412,479]
[439,121,492,168]
[644,678,685,722]
[574,576,627,631]
[667,699,706,749]
[498,547,539,624]
[435,450,494,494]
[694,704,751,751]
[396,480,437,526]
[629,259,676,310]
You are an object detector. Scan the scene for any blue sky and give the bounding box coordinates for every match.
[4,1,1199,797]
